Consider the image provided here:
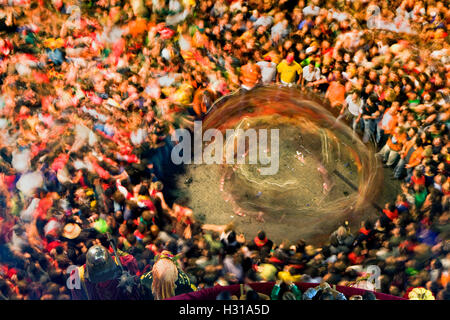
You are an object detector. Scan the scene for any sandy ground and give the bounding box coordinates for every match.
[170,159,400,246]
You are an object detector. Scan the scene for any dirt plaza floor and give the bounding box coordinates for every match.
[168,87,401,246]
[171,141,400,246]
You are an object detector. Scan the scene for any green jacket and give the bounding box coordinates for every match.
[270,283,302,300]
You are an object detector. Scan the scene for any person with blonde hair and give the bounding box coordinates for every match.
[140,251,195,300]
[329,223,354,254]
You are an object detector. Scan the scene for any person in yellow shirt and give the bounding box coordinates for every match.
[276,53,302,86]
[172,82,194,105]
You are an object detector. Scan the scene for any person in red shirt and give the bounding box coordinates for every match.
[382,202,399,222]
[353,220,374,246]
[348,247,365,265]
[410,168,426,187]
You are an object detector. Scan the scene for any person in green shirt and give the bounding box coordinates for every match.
[413,184,428,209]
[270,279,302,300]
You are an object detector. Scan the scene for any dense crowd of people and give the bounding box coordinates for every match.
[0,0,449,300]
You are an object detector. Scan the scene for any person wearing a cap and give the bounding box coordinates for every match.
[256,55,277,84]
[276,52,302,86]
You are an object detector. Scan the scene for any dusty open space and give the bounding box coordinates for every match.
[171,143,400,246]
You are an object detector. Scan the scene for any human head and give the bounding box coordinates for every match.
[85,245,121,283]
[151,251,179,300]
[286,53,294,64]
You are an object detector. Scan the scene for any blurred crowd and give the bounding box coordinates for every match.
[0,0,449,300]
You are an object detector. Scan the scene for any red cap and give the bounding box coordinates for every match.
[286,54,294,63]
[264,55,272,62]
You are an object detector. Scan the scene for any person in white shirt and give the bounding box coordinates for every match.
[271,19,289,42]
[211,0,228,17]
[337,90,363,133]
[303,4,320,16]
[256,56,277,84]
[302,61,321,86]
[229,0,244,13]
[254,15,273,28]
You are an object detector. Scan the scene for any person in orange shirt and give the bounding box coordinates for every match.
[192,86,215,118]
[378,101,399,146]
[440,270,450,289]
[393,127,418,179]
[380,102,399,135]
[377,126,406,167]
[407,146,425,169]
[325,79,346,109]
[240,59,261,90]
[405,139,425,182]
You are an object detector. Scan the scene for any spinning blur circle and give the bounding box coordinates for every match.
[201,85,383,219]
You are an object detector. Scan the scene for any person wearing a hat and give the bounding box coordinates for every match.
[61,223,81,240]
[256,55,277,84]
[276,52,302,86]
[70,245,141,300]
